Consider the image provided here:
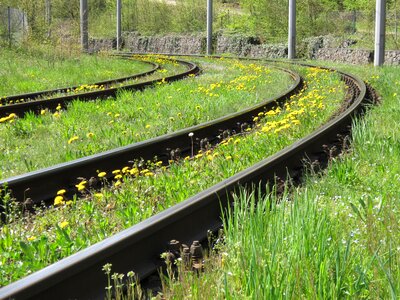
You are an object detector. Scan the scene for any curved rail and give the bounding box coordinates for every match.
[0,58,159,106]
[0,58,199,118]
[0,64,301,209]
[0,59,378,299]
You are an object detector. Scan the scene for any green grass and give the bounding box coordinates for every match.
[0,58,292,179]
[0,65,344,286]
[0,48,152,96]
[159,64,400,299]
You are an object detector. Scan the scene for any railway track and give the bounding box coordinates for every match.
[0,56,198,119]
[0,60,301,210]
[0,57,378,299]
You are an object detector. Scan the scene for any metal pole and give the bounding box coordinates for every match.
[207,0,213,55]
[288,0,296,59]
[80,0,89,52]
[46,0,52,38]
[7,6,11,47]
[374,0,386,66]
[117,0,122,50]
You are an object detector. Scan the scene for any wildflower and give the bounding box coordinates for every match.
[130,168,139,176]
[155,161,163,167]
[114,174,122,180]
[94,193,104,199]
[145,124,151,129]
[98,171,107,178]
[112,169,121,175]
[122,166,130,173]
[59,221,69,229]
[86,132,94,138]
[68,136,79,144]
[226,155,232,160]
[144,172,154,177]
[27,236,36,241]
[114,180,122,187]
[56,104,62,111]
[188,132,194,137]
[54,196,64,206]
[40,109,46,115]
[66,200,73,206]
[57,189,66,196]
[75,182,86,191]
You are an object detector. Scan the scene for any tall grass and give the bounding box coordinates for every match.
[160,64,400,299]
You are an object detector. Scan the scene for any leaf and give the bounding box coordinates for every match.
[350,202,365,222]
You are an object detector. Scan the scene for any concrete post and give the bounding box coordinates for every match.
[117,0,122,50]
[288,0,296,59]
[7,6,11,47]
[207,0,213,55]
[80,0,89,52]
[374,0,386,66]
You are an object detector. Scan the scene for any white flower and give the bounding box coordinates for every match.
[188,132,194,137]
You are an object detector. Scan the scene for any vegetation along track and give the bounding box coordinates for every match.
[0,57,378,299]
[0,56,198,119]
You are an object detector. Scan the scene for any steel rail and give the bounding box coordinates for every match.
[0,58,159,106]
[0,59,378,300]
[0,58,198,118]
[0,63,301,210]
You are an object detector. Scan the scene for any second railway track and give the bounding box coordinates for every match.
[0,56,198,119]
[0,56,378,299]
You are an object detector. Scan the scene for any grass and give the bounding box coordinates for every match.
[0,48,153,97]
[0,57,292,179]
[0,65,344,286]
[159,63,400,299]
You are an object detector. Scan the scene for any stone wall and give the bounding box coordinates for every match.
[123,32,205,54]
[216,35,287,58]
[89,33,400,65]
[315,48,373,64]
[384,50,400,65]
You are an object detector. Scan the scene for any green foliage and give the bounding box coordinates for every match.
[0,60,342,286]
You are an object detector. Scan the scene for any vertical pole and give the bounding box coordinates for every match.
[117,0,122,50]
[374,0,386,66]
[288,0,296,59]
[80,0,89,52]
[46,0,52,38]
[207,0,213,55]
[7,6,11,47]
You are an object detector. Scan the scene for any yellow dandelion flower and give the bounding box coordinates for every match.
[112,169,121,175]
[145,124,151,129]
[122,166,130,173]
[40,109,46,115]
[68,136,79,144]
[57,189,66,196]
[94,193,104,199]
[114,180,122,187]
[27,236,36,241]
[144,172,154,177]
[54,196,64,206]
[98,171,107,178]
[86,132,94,138]
[114,174,122,180]
[59,221,69,229]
